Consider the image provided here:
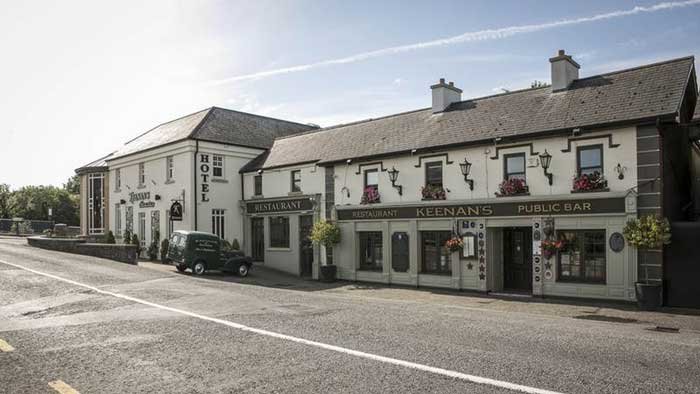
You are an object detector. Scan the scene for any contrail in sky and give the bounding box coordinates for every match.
[210,0,700,85]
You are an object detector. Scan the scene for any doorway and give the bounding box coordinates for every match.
[299,215,314,277]
[503,227,532,292]
[251,217,264,262]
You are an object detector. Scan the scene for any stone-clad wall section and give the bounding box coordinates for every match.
[635,125,663,282]
[27,237,138,264]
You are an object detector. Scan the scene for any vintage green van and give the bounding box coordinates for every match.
[167,230,252,277]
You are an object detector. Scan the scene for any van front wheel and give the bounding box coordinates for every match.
[193,261,206,276]
[237,263,249,277]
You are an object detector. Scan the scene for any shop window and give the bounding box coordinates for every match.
[138,212,146,250]
[557,230,606,283]
[391,232,409,272]
[291,170,301,192]
[254,175,263,196]
[364,169,379,191]
[577,145,603,176]
[212,209,225,240]
[213,155,224,178]
[425,161,443,187]
[359,232,383,271]
[504,153,526,180]
[269,216,290,248]
[421,231,451,275]
[138,162,146,186]
[166,156,175,181]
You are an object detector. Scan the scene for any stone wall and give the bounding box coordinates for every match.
[27,237,138,264]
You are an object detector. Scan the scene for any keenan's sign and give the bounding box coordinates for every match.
[246,198,314,214]
[337,197,626,221]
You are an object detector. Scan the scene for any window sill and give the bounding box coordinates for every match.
[137,184,147,189]
[164,179,176,185]
[570,188,610,194]
[358,268,383,272]
[421,198,447,201]
[556,278,606,285]
[288,191,303,196]
[419,272,452,276]
[211,178,228,183]
[495,192,530,197]
[251,195,265,199]
[114,189,121,193]
[267,247,291,252]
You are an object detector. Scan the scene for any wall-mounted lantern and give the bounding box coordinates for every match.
[155,194,161,201]
[387,166,403,196]
[614,163,626,180]
[539,149,553,186]
[459,158,474,191]
[119,199,126,205]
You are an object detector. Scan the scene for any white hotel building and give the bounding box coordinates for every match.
[77,51,700,306]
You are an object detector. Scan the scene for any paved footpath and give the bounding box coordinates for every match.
[1,236,699,394]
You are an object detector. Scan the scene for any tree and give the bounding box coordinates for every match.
[0,184,11,218]
[8,185,79,225]
[531,80,550,88]
[63,175,81,195]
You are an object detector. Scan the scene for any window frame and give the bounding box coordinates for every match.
[115,168,121,191]
[87,173,105,235]
[364,169,379,191]
[576,144,604,176]
[503,152,526,180]
[166,156,175,181]
[114,203,121,237]
[212,155,224,178]
[556,229,607,284]
[138,162,146,186]
[211,209,225,240]
[425,161,443,188]
[358,231,383,271]
[420,231,452,275]
[254,175,263,196]
[291,170,302,193]
[269,216,290,248]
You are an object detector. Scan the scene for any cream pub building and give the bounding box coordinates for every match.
[79,51,700,304]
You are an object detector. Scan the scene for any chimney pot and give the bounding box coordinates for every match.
[558,49,565,56]
[439,78,445,84]
[449,81,454,87]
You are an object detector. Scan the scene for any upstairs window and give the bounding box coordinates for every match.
[291,170,301,192]
[166,156,174,181]
[213,155,224,178]
[504,153,526,180]
[364,169,378,191]
[138,163,146,186]
[425,161,443,187]
[254,175,263,196]
[115,169,121,191]
[577,145,603,176]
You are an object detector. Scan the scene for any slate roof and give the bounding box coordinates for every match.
[109,107,317,160]
[75,152,114,174]
[693,98,700,122]
[245,56,695,171]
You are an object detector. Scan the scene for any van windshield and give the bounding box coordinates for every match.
[171,234,186,247]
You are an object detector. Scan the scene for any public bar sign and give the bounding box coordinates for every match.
[337,197,626,221]
[246,198,314,214]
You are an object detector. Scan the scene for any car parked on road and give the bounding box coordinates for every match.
[167,230,252,277]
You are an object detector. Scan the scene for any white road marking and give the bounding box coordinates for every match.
[0,259,564,394]
[48,380,80,394]
[0,338,15,352]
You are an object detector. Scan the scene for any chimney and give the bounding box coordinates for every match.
[431,78,462,113]
[549,49,580,91]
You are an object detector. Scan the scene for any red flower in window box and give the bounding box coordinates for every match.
[421,185,446,200]
[572,171,608,192]
[495,178,529,197]
[360,187,381,205]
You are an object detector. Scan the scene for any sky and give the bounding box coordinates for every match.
[1,0,699,188]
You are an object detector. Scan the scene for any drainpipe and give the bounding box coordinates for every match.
[194,140,199,231]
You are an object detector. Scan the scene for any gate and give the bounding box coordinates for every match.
[664,222,700,308]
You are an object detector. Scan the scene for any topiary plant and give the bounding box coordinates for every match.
[231,238,240,250]
[309,220,341,249]
[122,230,132,244]
[160,238,170,263]
[131,234,141,255]
[104,231,116,244]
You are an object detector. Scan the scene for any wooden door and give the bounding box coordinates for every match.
[251,217,264,262]
[299,215,314,276]
[503,227,532,292]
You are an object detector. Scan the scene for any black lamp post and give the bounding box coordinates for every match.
[387,166,403,196]
[539,150,553,185]
[459,158,474,190]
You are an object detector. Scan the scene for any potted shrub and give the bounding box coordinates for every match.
[360,187,381,204]
[160,238,170,264]
[131,234,141,257]
[495,178,529,197]
[572,171,608,193]
[310,220,341,282]
[122,230,132,245]
[623,215,672,310]
[104,231,116,244]
[421,185,446,200]
[231,238,240,250]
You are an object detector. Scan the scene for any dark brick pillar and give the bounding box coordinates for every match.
[324,167,335,264]
[635,125,662,283]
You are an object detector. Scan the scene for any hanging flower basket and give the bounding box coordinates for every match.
[495,178,529,197]
[623,215,671,250]
[572,171,608,192]
[360,187,381,204]
[421,185,446,200]
[541,239,565,260]
[445,236,463,252]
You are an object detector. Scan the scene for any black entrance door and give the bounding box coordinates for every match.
[299,215,314,276]
[503,227,533,292]
[251,217,264,262]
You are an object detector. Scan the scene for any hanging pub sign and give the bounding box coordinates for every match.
[170,201,183,221]
[246,198,314,214]
[336,197,626,221]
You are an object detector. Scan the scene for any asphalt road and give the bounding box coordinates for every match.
[1,237,699,394]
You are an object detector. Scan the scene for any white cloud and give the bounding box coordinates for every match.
[208,0,700,85]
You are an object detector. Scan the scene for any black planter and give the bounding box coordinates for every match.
[635,282,662,310]
[320,265,337,283]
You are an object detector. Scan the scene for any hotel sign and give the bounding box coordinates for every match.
[336,197,626,221]
[246,198,313,214]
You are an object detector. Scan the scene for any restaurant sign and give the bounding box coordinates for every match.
[337,197,626,221]
[246,198,314,215]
